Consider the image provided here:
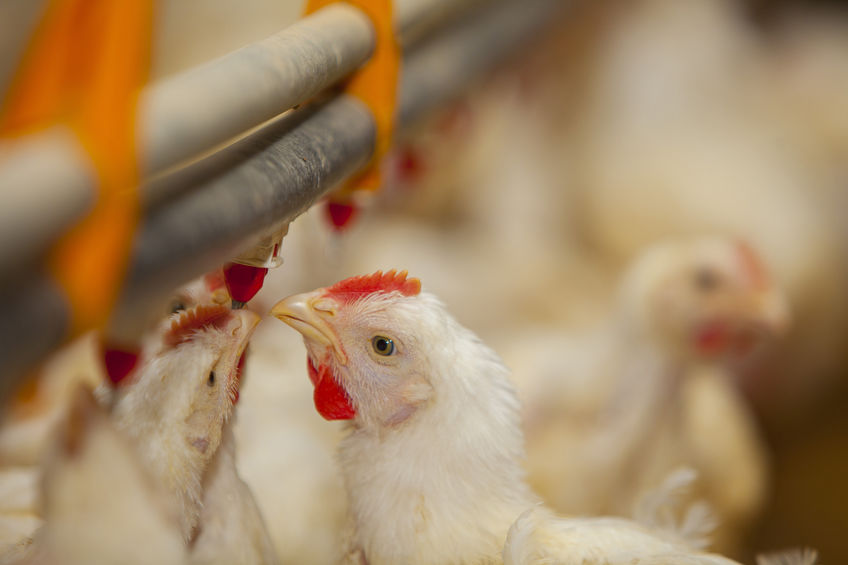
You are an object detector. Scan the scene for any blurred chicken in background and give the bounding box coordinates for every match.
[0,335,104,467]
[1,387,186,565]
[0,336,106,554]
[0,0,846,562]
[535,0,848,559]
[542,0,848,419]
[502,236,788,555]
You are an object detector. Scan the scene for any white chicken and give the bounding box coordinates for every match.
[0,270,234,555]
[545,0,848,419]
[0,467,41,554]
[1,386,185,565]
[503,236,788,552]
[110,301,276,564]
[504,508,817,565]
[270,269,762,565]
[190,425,278,565]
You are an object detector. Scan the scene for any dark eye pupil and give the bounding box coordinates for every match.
[170,300,186,314]
[207,371,215,386]
[372,336,394,356]
[695,268,719,291]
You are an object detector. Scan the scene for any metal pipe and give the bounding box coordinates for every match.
[112,96,376,340]
[141,3,374,176]
[0,4,373,279]
[394,0,491,48]
[113,0,565,340]
[0,275,68,404]
[0,0,513,280]
[0,127,95,272]
[399,0,566,126]
[0,0,567,394]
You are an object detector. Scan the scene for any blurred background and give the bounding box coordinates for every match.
[1,0,847,562]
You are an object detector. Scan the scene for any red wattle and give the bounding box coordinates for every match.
[325,201,357,231]
[695,322,729,355]
[308,359,355,420]
[223,262,268,304]
[103,346,140,385]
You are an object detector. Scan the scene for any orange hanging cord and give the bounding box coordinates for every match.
[303,0,401,229]
[0,0,153,337]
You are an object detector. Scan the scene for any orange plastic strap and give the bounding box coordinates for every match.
[0,0,153,335]
[304,0,400,196]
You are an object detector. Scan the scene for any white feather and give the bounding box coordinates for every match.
[633,467,717,549]
[756,548,819,565]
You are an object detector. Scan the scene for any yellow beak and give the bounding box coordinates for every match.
[270,291,347,364]
[231,309,262,355]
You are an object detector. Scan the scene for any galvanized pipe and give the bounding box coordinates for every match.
[111,96,376,341]
[0,0,512,279]
[115,0,566,339]
[0,4,372,278]
[0,0,566,397]
[141,3,374,176]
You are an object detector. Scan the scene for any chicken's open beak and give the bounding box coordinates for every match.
[270,292,348,365]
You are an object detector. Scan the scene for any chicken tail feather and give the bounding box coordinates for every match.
[756,548,819,565]
[632,467,717,550]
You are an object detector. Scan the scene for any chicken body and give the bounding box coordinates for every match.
[271,270,748,565]
[505,237,785,550]
[546,0,848,417]
[0,333,104,467]
[111,304,262,543]
[0,468,41,555]
[504,507,738,565]
[111,273,280,564]
[333,307,535,564]
[190,425,278,565]
[3,388,185,565]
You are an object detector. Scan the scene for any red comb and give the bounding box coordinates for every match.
[164,304,232,348]
[736,241,768,291]
[324,270,421,304]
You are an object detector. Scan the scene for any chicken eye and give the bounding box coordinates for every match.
[694,268,720,292]
[371,336,395,356]
[207,371,216,387]
[169,299,187,314]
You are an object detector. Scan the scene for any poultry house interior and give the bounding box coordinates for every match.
[0,0,846,563]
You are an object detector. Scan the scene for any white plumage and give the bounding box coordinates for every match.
[270,271,759,565]
[2,387,185,565]
[503,236,785,552]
